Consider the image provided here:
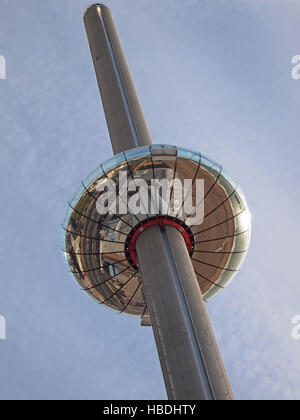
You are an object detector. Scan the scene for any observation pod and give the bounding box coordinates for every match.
[62,145,251,318]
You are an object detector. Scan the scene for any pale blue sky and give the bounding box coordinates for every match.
[0,0,300,400]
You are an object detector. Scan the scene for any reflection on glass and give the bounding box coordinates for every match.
[62,144,251,315]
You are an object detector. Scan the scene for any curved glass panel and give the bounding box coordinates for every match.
[200,154,221,177]
[83,165,104,187]
[124,146,151,163]
[62,145,251,313]
[177,147,201,164]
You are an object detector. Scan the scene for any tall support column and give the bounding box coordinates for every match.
[84,3,234,400]
[84,4,152,154]
[136,225,234,400]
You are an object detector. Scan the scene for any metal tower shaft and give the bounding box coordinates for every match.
[83,3,234,400]
[84,4,152,153]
